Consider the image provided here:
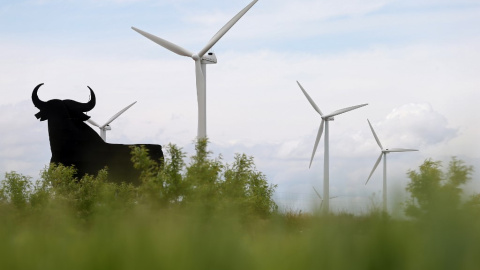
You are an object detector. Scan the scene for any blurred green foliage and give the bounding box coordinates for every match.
[1,138,277,220]
[1,148,479,270]
[404,157,477,218]
[130,138,278,217]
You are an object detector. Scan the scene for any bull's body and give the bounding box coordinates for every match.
[32,83,163,184]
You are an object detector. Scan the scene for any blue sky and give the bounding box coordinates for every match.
[1,0,479,213]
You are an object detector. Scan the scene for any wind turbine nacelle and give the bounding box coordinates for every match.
[201,52,217,64]
[327,117,334,121]
[105,125,112,130]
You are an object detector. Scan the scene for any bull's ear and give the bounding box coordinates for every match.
[69,110,91,121]
[35,111,48,121]
[80,113,91,121]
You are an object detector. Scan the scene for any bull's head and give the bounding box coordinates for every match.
[32,83,96,121]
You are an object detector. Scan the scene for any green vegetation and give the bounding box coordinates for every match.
[130,138,277,217]
[1,141,479,270]
[404,157,477,218]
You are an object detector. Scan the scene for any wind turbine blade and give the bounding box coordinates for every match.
[297,81,323,116]
[131,27,194,57]
[324,103,368,118]
[102,101,137,128]
[367,119,383,150]
[309,120,324,168]
[385,148,419,153]
[87,118,100,127]
[312,186,322,199]
[197,0,258,57]
[366,153,383,185]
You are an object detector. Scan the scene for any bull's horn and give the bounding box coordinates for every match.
[32,83,46,109]
[78,86,96,112]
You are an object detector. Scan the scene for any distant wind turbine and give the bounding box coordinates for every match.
[297,81,368,214]
[312,186,338,211]
[131,0,258,139]
[365,119,418,212]
[87,101,137,141]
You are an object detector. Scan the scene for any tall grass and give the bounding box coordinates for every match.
[1,205,479,269]
[1,145,479,270]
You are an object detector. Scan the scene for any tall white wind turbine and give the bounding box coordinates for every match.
[365,119,418,212]
[87,101,137,141]
[131,0,258,139]
[297,81,368,214]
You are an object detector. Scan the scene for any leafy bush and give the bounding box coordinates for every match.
[404,157,476,218]
[130,138,278,217]
[0,172,32,211]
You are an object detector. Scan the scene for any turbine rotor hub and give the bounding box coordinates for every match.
[192,54,200,60]
[323,116,335,121]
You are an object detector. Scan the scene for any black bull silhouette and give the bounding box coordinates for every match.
[32,83,163,184]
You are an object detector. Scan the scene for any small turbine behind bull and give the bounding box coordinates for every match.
[87,101,137,141]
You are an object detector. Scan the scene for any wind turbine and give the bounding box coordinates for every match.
[365,119,418,212]
[131,0,258,139]
[87,101,137,141]
[297,81,367,214]
[312,186,338,212]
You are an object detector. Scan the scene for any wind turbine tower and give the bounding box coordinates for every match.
[132,0,258,139]
[365,119,418,212]
[297,81,368,214]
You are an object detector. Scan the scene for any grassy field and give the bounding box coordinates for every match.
[1,192,480,270]
[1,146,479,270]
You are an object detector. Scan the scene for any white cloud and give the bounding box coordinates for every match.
[381,103,457,146]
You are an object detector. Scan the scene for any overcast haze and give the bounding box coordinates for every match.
[1,0,479,212]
